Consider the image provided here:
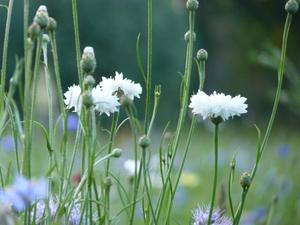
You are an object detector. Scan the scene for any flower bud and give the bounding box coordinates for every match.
[112,148,122,158]
[82,91,94,108]
[104,176,112,189]
[186,0,199,11]
[120,95,133,107]
[138,135,151,149]
[42,34,50,46]
[285,0,298,14]
[184,31,196,42]
[196,49,208,61]
[240,172,251,190]
[83,75,95,90]
[34,5,49,29]
[28,23,41,40]
[81,46,96,75]
[47,17,57,32]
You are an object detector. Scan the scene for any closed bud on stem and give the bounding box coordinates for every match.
[138,135,151,149]
[196,49,208,61]
[184,31,196,42]
[47,17,57,32]
[285,0,298,14]
[83,75,95,90]
[240,172,251,190]
[120,95,133,107]
[82,91,94,108]
[81,46,96,75]
[112,148,122,158]
[104,176,112,189]
[211,116,223,125]
[186,0,199,11]
[28,23,41,40]
[42,34,50,46]
[34,5,49,29]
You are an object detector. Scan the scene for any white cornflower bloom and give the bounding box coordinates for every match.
[192,205,232,225]
[189,90,247,121]
[92,85,120,116]
[100,72,142,100]
[64,84,120,116]
[124,159,140,177]
[64,85,82,113]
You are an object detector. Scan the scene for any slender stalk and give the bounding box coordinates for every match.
[71,0,82,86]
[24,0,29,60]
[144,0,153,133]
[49,32,66,115]
[155,10,195,221]
[233,13,294,225]
[207,123,219,225]
[0,0,14,111]
[228,168,235,220]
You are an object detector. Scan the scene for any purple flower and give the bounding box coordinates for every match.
[0,136,15,152]
[0,175,47,211]
[192,205,232,225]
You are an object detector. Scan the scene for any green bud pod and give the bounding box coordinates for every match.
[120,95,133,107]
[34,5,49,29]
[186,0,199,11]
[240,172,251,190]
[104,176,112,189]
[184,31,196,42]
[196,49,208,61]
[112,148,122,158]
[138,135,151,149]
[81,46,97,75]
[28,23,41,40]
[47,17,57,32]
[83,75,95,90]
[82,91,94,108]
[285,0,298,14]
[42,34,50,45]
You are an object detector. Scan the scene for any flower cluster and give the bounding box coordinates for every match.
[192,205,232,225]
[0,176,47,211]
[64,72,142,115]
[189,91,247,121]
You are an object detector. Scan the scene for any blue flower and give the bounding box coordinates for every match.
[192,205,232,225]
[0,175,47,211]
[60,113,78,132]
[0,136,15,152]
[276,144,291,157]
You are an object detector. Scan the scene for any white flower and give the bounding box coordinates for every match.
[64,84,120,116]
[189,90,247,121]
[124,159,140,176]
[64,85,82,113]
[100,72,142,100]
[92,85,120,116]
[192,205,232,225]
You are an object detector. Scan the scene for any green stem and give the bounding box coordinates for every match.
[228,168,235,220]
[233,13,293,225]
[207,123,219,225]
[49,32,65,115]
[71,0,82,86]
[155,10,195,221]
[144,0,153,134]
[0,0,14,112]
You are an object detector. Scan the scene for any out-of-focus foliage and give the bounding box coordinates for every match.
[0,0,299,124]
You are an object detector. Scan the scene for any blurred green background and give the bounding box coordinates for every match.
[1,0,300,124]
[0,0,300,224]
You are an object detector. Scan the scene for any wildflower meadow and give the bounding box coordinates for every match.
[0,0,299,224]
